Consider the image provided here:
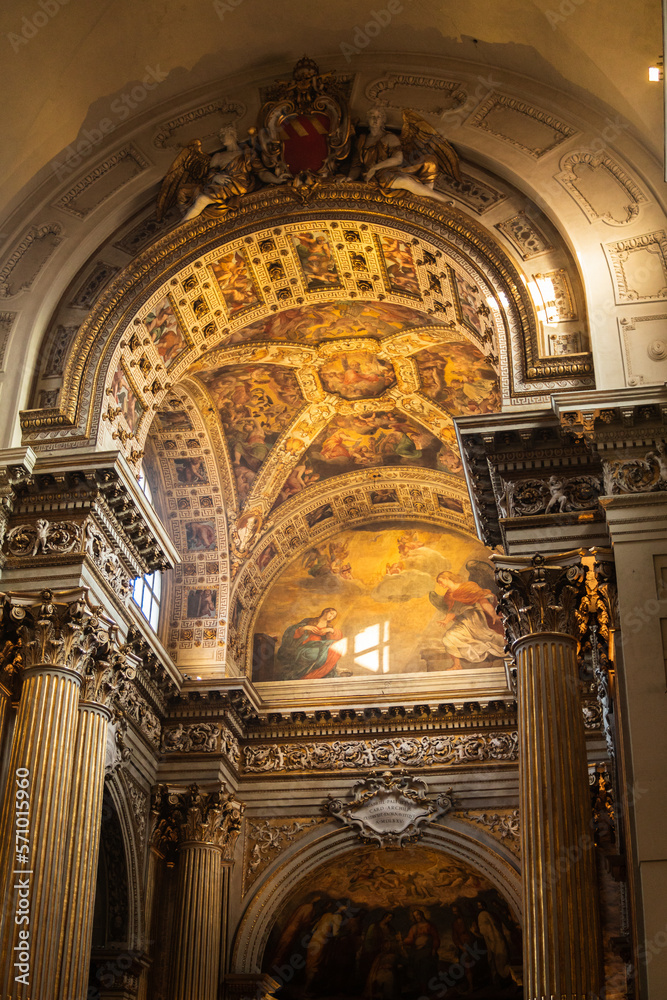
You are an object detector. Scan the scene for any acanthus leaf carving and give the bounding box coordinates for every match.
[244,817,324,890]
[603,445,667,495]
[462,808,520,854]
[152,782,244,858]
[494,551,587,646]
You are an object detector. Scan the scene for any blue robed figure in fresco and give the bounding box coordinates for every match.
[276,608,343,680]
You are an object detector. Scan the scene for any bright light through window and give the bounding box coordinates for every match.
[132,473,161,632]
[353,621,390,673]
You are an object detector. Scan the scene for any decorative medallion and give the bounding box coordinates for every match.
[325,770,453,846]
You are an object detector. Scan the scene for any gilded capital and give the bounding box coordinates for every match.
[493,550,587,646]
[152,782,244,859]
[0,589,136,695]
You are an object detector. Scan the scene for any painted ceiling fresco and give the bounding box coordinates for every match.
[193,363,304,501]
[253,524,503,682]
[228,299,438,346]
[263,846,522,999]
[139,220,504,676]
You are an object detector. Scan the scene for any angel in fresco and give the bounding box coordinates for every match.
[157,123,289,223]
[428,570,505,669]
[345,107,461,203]
[275,607,344,680]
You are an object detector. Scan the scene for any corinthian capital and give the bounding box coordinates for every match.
[494,550,587,646]
[152,782,244,859]
[0,589,133,691]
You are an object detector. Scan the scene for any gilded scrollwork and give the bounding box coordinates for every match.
[242,732,518,773]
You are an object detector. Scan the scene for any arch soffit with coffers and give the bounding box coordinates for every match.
[230,820,522,975]
[19,187,594,460]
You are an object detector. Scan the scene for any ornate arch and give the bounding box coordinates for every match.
[103,772,145,951]
[230,819,521,974]
[20,186,593,459]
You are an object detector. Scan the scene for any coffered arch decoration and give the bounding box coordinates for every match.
[20,186,593,462]
[144,379,231,669]
[231,822,521,978]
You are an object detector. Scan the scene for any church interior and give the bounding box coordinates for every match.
[0,1,665,998]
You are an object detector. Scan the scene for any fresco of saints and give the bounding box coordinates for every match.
[428,570,505,669]
[276,607,343,680]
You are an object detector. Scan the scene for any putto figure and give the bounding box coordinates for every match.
[346,106,461,203]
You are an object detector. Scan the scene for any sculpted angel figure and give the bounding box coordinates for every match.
[345,106,461,203]
[157,122,289,223]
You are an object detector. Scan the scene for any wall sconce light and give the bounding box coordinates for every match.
[649,58,663,81]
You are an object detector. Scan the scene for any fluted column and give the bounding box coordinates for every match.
[154,783,244,1000]
[495,551,602,1000]
[57,645,135,1000]
[0,591,91,1000]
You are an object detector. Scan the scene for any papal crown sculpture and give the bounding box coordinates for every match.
[157,56,462,223]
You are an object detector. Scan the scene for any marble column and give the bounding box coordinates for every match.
[0,592,89,1000]
[495,551,602,1000]
[57,644,135,1000]
[154,783,243,1000]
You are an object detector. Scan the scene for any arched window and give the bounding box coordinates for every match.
[132,474,162,631]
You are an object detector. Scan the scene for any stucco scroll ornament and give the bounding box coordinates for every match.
[603,444,667,495]
[84,523,131,600]
[325,769,453,847]
[5,518,82,557]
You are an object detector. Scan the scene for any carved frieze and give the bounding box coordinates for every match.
[242,732,519,773]
[603,448,667,495]
[161,720,241,767]
[500,474,601,517]
[6,518,82,557]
